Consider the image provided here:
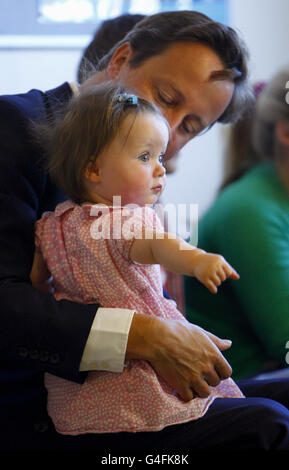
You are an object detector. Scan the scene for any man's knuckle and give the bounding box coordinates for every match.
[190,376,201,388]
[197,386,210,398]
[202,366,213,377]
[221,367,232,379]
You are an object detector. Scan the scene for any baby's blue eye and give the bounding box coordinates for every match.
[139,153,149,162]
[159,154,164,163]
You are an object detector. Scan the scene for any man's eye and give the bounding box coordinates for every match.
[182,121,199,135]
[139,153,149,162]
[158,91,176,107]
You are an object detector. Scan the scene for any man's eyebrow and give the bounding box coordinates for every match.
[210,68,242,81]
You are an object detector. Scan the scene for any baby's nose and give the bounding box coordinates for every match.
[154,161,166,176]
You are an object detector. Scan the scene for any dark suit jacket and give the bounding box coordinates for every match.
[0,83,98,426]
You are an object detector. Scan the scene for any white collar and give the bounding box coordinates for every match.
[69,82,80,97]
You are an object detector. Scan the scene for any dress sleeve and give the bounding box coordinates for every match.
[112,206,164,261]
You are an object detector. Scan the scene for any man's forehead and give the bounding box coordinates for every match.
[146,54,231,89]
[145,41,223,64]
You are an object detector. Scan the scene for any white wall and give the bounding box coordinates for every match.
[0,48,83,94]
[0,0,288,221]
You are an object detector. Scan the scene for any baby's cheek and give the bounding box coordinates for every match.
[122,183,149,206]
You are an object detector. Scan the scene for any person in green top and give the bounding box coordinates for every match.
[185,66,289,380]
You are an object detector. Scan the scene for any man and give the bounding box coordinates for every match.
[1,10,289,453]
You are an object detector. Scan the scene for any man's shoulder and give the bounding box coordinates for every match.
[0,82,72,121]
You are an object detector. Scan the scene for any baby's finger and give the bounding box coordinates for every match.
[217,268,227,282]
[230,269,240,280]
[206,280,218,294]
[211,273,222,287]
[223,263,240,280]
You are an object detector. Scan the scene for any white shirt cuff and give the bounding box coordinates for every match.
[79,308,135,373]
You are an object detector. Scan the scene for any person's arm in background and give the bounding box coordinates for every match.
[212,193,289,366]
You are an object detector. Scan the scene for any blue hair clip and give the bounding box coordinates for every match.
[116,93,138,106]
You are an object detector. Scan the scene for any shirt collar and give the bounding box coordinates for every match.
[69,82,80,97]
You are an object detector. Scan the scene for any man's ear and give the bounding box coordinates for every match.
[106,42,134,79]
[276,121,289,147]
[84,159,101,183]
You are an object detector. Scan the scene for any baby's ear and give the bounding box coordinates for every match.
[84,158,101,183]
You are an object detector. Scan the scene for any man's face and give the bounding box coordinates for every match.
[106,41,235,160]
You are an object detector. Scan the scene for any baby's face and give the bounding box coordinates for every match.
[94,111,169,206]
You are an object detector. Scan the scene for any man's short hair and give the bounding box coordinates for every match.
[98,10,252,124]
[77,13,146,84]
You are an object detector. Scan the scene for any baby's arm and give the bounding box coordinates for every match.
[130,233,239,294]
[30,249,54,294]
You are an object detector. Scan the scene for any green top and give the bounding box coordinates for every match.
[185,162,289,379]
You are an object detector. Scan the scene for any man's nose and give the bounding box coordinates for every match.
[165,131,182,160]
[163,110,184,157]
[164,109,183,133]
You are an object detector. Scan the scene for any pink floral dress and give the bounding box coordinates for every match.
[35,200,244,435]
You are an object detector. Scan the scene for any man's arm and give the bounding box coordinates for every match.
[215,196,289,364]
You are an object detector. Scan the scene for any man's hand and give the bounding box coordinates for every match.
[126,314,232,402]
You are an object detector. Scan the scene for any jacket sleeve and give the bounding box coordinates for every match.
[0,96,97,383]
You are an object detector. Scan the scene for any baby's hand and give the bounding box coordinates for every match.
[193,252,239,294]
